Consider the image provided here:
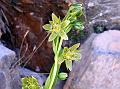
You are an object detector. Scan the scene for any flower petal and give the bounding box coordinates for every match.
[72,53,81,61]
[43,24,52,31]
[52,13,60,23]
[65,25,72,33]
[61,20,70,28]
[58,57,64,64]
[59,31,68,40]
[69,43,80,51]
[65,60,72,71]
[48,32,57,42]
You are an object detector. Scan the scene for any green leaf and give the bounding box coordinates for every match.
[44,64,55,89]
[65,60,72,71]
[52,64,60,88]
[59,31,68,40]
[43,24,52,31]
[52,13,60,23]
[69,43,80,51]
[61,20,70,28]
[58,72,68,80]
[48,32,57,42]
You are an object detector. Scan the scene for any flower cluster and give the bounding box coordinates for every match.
[58,43,81,71]
[43,13,70,41]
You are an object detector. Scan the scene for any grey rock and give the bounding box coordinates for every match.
[64,30,120,89]
[0,71,6,89]
[0,43,15,69]
[65,0,82,3]
[0,44,21,89]
[54,80,65,89]
[19,67,46,86]
[84,0,120,33]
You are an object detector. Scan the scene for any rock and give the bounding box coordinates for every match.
[0,71,6,89]
[0,43,21,89]
[54,80,65,89]
[65,0,83,3]
[84,0,120,33]
[19,67,46,85]
[64,30,120,89]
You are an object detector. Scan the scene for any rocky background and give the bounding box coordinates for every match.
[64,0,120,89]
[84,0,120,33]
[0,0,120,89]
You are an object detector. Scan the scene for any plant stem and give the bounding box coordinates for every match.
[56,38,63,56]
[48,38,63,89]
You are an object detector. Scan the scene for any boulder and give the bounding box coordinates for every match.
[84,0,120,33]
[19,67,46,86]
[64,30,120,89]
[0,43,21,89]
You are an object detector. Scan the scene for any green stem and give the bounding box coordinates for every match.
[55,37,59,52]
[48,38,63,89]
[56,38,63,56]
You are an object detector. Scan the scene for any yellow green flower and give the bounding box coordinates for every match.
[43,13,70,41]
[58,43,81,71]
[22,76,39,89]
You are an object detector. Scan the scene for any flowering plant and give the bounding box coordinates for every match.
[22,3,84,89]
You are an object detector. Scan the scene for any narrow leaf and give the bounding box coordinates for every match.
[44,64,54,89]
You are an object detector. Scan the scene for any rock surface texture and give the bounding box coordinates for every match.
[19,67,46,86]
[64,30,120,89]
[0,43,21,89]
[84,0,120,33]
